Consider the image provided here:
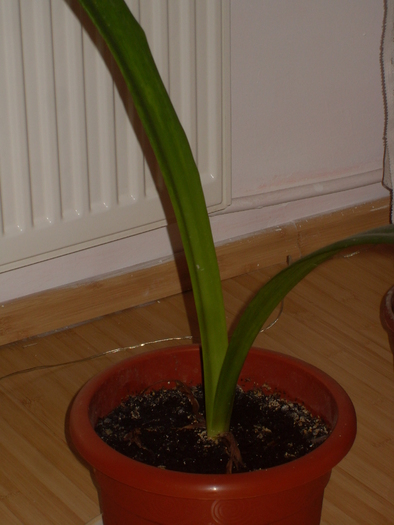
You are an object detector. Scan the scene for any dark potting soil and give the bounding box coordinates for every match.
[95,383,331,474]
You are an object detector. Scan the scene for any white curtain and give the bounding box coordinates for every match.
[383,0,394,221]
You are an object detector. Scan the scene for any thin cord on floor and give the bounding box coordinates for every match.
[0,249,360,383]
[0,336,193,383]
[0,301,284,383]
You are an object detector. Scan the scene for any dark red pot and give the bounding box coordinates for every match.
[381,285,394,352]
[69,345,356,525]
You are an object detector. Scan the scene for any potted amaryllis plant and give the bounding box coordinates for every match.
[69,1,394,524]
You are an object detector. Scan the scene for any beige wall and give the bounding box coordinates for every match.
[0,0,388,303]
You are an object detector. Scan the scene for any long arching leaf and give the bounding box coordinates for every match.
[210,225,394,435]
[78,0,229,432]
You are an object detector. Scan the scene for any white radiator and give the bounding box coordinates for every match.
[0,0,231,272]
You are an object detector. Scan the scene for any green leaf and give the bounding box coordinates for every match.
[77,0,229,433]
[77,0,394,440]
[210,225,394,435]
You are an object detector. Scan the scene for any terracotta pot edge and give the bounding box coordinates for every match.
[69,345,357,499]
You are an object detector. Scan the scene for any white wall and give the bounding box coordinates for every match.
[231,0,384,196]
[0,0,389,303]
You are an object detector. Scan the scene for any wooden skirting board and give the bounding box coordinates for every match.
[0,197,390,347]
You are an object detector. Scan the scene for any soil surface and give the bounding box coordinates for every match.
[95,382,331,474]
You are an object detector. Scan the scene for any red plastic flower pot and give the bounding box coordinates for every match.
[381,285,394,353]
[69,345,356,525]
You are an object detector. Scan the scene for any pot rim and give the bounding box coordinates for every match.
[69,345,356,499]
[381,285,394,331]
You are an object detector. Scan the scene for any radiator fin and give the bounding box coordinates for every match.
[0,0,230,271]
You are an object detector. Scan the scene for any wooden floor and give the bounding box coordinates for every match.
[0,245,393,524]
